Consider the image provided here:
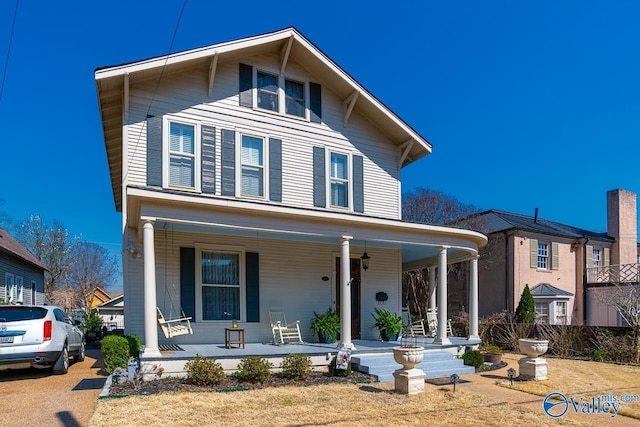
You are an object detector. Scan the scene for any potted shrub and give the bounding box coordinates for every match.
[310,308,340,343]
[480,344,503,364]
[371,308,403,341]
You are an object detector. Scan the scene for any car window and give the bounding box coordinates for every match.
[53,309,67,322]
[0,306,47,321]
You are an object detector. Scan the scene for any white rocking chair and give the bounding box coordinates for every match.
[402,307,428,338]
[269,307,303,344]
[426,309,453,337]
[157,307,193,339]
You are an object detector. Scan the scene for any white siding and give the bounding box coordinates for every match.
[123,228,401,344]
[124,53,402,219]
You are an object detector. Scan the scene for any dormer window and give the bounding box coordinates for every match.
[257,71,278,112]
[285,79,305,117]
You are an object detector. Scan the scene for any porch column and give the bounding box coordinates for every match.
[338,236,356,350]
[428,267,436,312]
[468,256,480,340]
[433,246,451,345]
[142,220,161,357]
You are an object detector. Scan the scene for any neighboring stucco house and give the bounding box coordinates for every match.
[450,189,638,326]
[95,28,486,357]
[0,227,47,305]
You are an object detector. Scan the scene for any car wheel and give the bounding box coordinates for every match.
[74,340,86,363]
[53,343,69,375]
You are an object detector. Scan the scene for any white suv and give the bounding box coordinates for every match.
[0,305,85,374]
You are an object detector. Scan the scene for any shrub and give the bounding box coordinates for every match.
[462,349,484,368]
[235,356,272,383]
[185,355,225,386]
[328,355,352,377]
[124,334,141,358]
[280,353,311,381]
[83,309,103,332]
[515,284,535,324]
[101,335,130,373]
[592,349,611,362]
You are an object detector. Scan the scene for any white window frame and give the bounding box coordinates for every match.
[327,150,352,210]
[253,67,309,120]
[162,116,201,191]
[535,301,549,324]
[537,242,549,270]
[15,276,23,303]
[194,244,246,323]
[592,248,602,269]
[235,131,269,199]
[4,273,14,303]
[555,301,568,325]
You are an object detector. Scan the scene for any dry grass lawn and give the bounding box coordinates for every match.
[89,355,640,427]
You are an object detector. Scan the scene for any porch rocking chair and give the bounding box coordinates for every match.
[426,309,453,337]
[269,307,303,345]
[157,307,193,339]
[402,307,428,338]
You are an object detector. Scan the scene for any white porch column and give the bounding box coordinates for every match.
[468,256,480,340]
[428,267,436,312]
[338,236,356,350]
[142,220,161,357]
[433,246,451,345]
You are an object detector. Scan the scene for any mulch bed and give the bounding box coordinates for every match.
[108,371,376,396]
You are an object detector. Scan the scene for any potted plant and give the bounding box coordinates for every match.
[480,344,503,364]
[310,308,340,343]
[371,308,404,341]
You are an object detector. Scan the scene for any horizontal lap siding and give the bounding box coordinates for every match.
[125,57,401,219]
[125,228,401,344]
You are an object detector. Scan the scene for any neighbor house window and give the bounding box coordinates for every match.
[330,152,349,208]
[537,242,549,269]
[200,251,241,321]
[555,301,568,324]
[15,276,23,303]
[257,71,278,112]
[4,273,14,303]
[169,122,195,188]
[285,79,305,117]
[31,280,36,305]
[240,135,265,197]
[592,248,602,269]
[535,302,549,324]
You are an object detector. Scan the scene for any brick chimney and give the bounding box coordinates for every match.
[607,189,638,265]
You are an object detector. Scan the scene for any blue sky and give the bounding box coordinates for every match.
[1,1,639,289]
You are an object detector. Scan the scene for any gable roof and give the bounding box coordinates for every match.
[468,210,613,242]
[530,283,574,297]
[95,27,433,211]
[0,228,47,271]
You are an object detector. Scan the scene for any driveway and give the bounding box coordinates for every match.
[0,346,106,427]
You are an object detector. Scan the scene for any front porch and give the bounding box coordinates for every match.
[140,336,481,381]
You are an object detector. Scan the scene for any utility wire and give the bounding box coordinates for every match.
[122,0,187,184]
[0,0,19,104]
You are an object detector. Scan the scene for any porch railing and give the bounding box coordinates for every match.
[586,263,640,284]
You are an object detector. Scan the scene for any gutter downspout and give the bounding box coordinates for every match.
[582,237,589,325]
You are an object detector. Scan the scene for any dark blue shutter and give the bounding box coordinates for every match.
[353,154,364,213]
[313,146,326,207]
[180,247,196,322]
[201,125,216,194]
[239,63,253,107]
[245,252,259,322]
[269,138,282,202]
[146,115,163,186]
[221,129,235,196]
[309,82,322,123]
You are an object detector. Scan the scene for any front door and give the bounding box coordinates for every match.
[335,258,361,339]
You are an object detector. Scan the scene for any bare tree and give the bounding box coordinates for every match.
[596,283,640,363]
[16,216,75,301]
[402,187,480,225]
[0,196,12,229]
[68,241,119,311]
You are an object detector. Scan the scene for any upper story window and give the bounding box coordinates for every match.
[592,248,602,268]
[537,242,549,269]
[285,79,305,117]
[257,72,278,112]
[240,135,265,197]
[168,121,197,189]
[330,152,349,208]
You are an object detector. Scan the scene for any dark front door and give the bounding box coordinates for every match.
[335,257,361,339]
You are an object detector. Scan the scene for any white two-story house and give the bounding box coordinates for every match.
[95,28,486,357]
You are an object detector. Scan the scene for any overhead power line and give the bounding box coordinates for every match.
[0,0,19,104]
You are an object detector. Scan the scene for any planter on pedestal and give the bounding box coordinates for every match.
[393,346,425,395]
[518,338,549,381]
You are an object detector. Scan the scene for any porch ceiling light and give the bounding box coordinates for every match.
[361,241,370,271]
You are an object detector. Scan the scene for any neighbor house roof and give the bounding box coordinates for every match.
[0,228,48,271]
[467,210,613,242]
[96,27,433,212]
[530,283,574,297]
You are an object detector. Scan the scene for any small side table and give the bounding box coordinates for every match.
[225,327,245,349]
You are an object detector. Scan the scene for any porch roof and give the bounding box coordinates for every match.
[128,187,487,269]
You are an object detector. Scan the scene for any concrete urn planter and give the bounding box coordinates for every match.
[393,346,424,370]
[518,339,549,357]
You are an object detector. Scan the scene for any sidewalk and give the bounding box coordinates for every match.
[451,354,638,426]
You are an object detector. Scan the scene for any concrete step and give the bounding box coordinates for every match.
[353,350,475,383]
